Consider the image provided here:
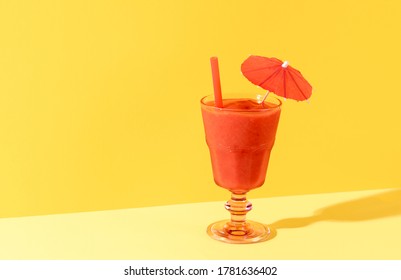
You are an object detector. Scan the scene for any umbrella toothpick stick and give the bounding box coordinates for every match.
[257,91,270,104]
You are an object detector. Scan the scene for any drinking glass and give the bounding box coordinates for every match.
[201,94,281,243]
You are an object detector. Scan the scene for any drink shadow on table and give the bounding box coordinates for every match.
[268,188,401,232]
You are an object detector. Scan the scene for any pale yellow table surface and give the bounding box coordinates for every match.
[1,188,400,259]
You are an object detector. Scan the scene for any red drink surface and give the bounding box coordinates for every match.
[201,97,281,193]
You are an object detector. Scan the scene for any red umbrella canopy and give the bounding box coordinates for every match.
[241,55,312,101]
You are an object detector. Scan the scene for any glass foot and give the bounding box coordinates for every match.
[207,220,276,244]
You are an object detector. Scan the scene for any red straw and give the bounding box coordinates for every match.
[210,57,223,108]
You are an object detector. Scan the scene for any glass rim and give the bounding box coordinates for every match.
[200,94,282,112]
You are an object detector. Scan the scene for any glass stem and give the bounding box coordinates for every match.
[224,192,252,236]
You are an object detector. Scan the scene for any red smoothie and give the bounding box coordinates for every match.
[201,96,281,193]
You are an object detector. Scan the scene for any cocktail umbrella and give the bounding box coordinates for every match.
[241,55,312,102]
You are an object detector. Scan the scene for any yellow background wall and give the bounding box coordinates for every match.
[1,0,400,218]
